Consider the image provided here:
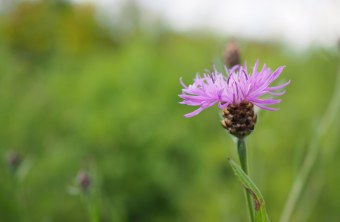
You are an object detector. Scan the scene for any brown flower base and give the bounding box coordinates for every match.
[221,101,257,138]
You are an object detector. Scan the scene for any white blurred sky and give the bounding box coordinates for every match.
[75,0,340,49]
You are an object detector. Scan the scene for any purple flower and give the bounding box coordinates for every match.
[179,60,290,118]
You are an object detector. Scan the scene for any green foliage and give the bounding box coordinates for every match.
[0,2,339,222]
[2,1,113,64]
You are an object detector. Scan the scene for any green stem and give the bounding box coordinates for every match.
[88,200,99,222]
[237,138,255,222]
[84,193,99,222]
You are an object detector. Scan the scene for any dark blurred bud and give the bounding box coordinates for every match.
[7,151,22,172]
[77,171,91,192]
[224,41,241,68]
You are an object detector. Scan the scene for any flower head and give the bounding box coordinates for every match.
[6,150,22,172]
[179,60,290,118]
[77,171,91,192]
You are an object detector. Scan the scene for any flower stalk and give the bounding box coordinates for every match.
[237,138,255,222]
[76,171,100,222]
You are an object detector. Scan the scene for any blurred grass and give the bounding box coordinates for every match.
[0,1,340,222]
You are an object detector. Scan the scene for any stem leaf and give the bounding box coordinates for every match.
[228,158,270,222]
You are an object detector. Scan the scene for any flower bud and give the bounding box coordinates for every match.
[224,41,241,68]
[77,171,91,192]
[221,101,257,138]
[6,151,22,172]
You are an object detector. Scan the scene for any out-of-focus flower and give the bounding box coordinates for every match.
[224,41,241,68]
[6,150,22,172]
[77,171,91,192]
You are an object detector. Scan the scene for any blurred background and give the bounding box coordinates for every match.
[0,0,340,221]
